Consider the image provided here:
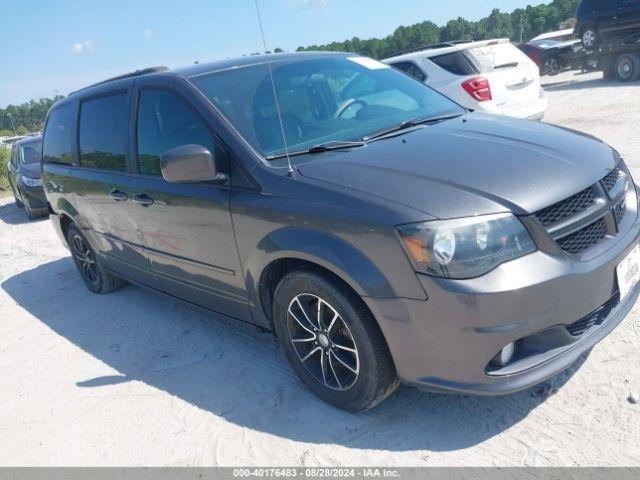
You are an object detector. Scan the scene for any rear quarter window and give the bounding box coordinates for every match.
[43,102,75,164]
[79,93,128,171]
[390,62,427,82]
[428,52,478,76]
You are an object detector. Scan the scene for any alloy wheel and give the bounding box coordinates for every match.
[71,234,99,286]
[583,30,596,48]
[287,293,360,391]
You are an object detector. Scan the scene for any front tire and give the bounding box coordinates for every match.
[272,270,398,411]
[66,225,125,294]
[24,204,34,220]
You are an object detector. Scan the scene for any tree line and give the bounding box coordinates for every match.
[0,0,579,137]
[0,96,64,137]
[297,0,580,58]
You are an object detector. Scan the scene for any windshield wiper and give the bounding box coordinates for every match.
[266,140,366,160]
[362,113,465,142]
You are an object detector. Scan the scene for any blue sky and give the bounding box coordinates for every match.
[0,0,550,107]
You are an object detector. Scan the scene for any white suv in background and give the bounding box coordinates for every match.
[383,39,547,120]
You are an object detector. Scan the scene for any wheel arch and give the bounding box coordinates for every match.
[52,198,81,247]
[245,228,398,328]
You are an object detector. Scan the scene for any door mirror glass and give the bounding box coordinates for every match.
[160,144,226,183]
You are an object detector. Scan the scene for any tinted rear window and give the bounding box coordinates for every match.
[79,93,128,171]
[429,52,477,76]
[464,43,531,73]
[578,0,602,13]
[43,103,75,164]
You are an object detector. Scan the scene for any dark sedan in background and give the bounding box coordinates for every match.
[7,134,48,219]
[520,38,582,75]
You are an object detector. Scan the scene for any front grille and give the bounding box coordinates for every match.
[602,168,622,192]
[566,293,620,336]
[556,219,607,254]
[533,167,630,256]
[535,187,595,227]
[615,200,627,225]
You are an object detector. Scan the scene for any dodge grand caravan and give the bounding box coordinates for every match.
[42,52,640,411]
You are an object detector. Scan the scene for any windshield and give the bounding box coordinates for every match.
[190,55,465,159]
[19,139,42,165]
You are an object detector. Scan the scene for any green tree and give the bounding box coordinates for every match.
[0,95,64,134]
[295,0,580,57]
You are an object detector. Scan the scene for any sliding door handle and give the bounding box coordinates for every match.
[109,189,128,202]
[132,193,154,206]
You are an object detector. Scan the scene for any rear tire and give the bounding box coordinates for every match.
[614,54,640,82]
[272,270,398,411]
[543,56,561,76]
[581,26,599,48]
[66,225,125,294]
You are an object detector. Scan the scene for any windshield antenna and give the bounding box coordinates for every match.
[254,0,294,176]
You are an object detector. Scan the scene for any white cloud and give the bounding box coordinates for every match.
[71,41,94,54]
[281,0,331,12]
[144,28,154,37]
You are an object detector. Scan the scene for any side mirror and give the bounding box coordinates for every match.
[160,144,228,184]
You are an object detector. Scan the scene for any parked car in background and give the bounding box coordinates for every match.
[520,38,582,75]
[575,0,640,48]
[383,39,547,120]
[529,28,577,43]
[1,135,26,148]
[42,53,639,411]
[7,134,47,219]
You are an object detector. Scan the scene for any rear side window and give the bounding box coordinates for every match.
[43,103,75,164]
[79,93,128,171]
[390,62,427,82]
[465,43,531,73]
[136,90,217,176]
[429,52,477,76]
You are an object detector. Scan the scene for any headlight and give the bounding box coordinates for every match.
[21,175,42,187]
[397,213,536,279]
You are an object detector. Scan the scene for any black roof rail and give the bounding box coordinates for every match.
[382,40,479,60]
[69,66,169,95]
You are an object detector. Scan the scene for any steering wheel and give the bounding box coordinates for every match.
[335,99,368,119]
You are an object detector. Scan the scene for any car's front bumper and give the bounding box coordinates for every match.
[364,207,640,395]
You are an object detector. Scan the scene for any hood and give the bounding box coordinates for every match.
[20,163,42,179]
[297,113,618,219]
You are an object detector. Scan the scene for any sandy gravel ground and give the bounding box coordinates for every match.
[1,71,639,467]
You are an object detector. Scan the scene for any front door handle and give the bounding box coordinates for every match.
[132,193,154,206]
[109,189,128,202]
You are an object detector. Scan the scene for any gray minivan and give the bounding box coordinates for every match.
[42,52,640,410]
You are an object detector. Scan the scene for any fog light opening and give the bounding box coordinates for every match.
[493,342,516,367]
